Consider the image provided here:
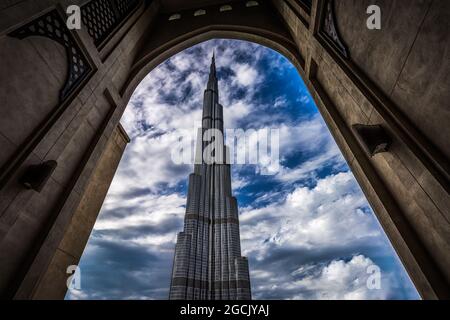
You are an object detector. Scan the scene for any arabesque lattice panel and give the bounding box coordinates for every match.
[9,9,92,101]
[81,0,140,48]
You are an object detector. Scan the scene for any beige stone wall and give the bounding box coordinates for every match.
[334,0,450,160]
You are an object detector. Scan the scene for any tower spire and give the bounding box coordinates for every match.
[210,50,217,78]
[207,50,218,92]
[169,53,251,300]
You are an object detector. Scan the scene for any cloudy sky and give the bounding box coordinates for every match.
[66,39,419,300]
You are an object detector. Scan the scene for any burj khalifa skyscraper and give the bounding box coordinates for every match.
[169,54,251,300]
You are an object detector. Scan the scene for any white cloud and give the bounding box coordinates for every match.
[231,174,251,191]
[232,63,260,87]
[66,289,89,300]
[275,144,342,183]
[274,96,288,108]
[171,54,192,72]
[292,255,390,299]
[117,40,270,195]
[263,255,392,300]
[107,130,191,194]
[98,193,186,230]
[240,172,382,256]
[224,100,253,128]
[273,116,346,182]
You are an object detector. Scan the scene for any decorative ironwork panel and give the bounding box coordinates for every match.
[81,0,118,47]
[9,10,92,101]
[81,0,140,48]
[321,0,349,58]
[115,0,140,17]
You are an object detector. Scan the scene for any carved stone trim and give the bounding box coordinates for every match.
[9,9,92,102]
[10,89,118,300]
[321,0,349,58]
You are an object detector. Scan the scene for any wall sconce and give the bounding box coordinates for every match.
[19,160,58,192]
[219,5,232,12]
[168,13,181,21]
[194,9,206,16]
[352,124,391,157]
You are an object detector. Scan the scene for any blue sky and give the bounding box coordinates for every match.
[66,39,419,300]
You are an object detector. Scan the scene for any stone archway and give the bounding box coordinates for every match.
[0,0,448,300]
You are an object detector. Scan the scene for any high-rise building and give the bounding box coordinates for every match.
[169,54,251,300]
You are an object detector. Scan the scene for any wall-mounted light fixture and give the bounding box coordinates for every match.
[246,1,259,7]
[352,124,391,157]
[168,13,181,21]
[220,5,233,12]
[19,160,58,192]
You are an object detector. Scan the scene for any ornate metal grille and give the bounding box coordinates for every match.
[321,0,349,58]
[9,10,92,101]
[81,0,140,48]
[116,0,140,17]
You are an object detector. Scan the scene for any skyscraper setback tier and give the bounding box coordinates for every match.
[169,54,251,300]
